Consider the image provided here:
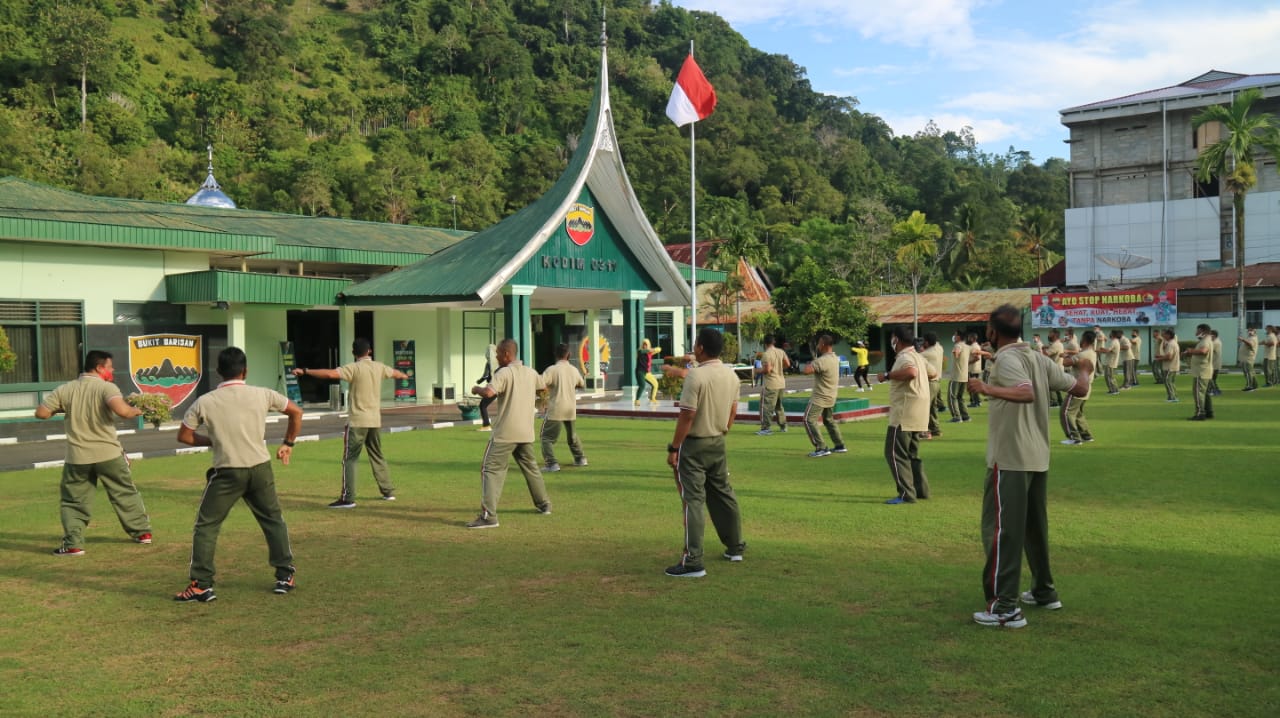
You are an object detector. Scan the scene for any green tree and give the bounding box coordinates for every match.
[892,211,944,336]
[40,2,115,132]
[772,257,875,352]
[739,309,780,353]
[1192,88,1280,333]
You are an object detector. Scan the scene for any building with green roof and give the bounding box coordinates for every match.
[0,24,709,417]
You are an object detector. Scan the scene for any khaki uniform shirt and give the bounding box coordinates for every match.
[967,342,983,374]
[680,358,739,438]
[1044,340,1064,368]
[42,374,124,464]
[541,360,583,421]
[809,352,840,408]
[1189,335,1213,380]
[888,350,930,431]
[986,343,1076,472]
[762,346,788,390]
[1212,338,1223,371]
[1130,336,1142,363]
[1106,338,1122,368]
[1120,336,1133,362]
[1267,332,1279,361]
[1161,338,1181,373]
[183,381,289,469]
[339,358,395,428]
[920,344,944,383]
[1241,335,1257,363]
[950,341,972,381]
[1075,348,1098,401]
[489,361,544,444]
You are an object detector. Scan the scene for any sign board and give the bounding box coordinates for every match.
[280,342,302,402]
[1031,290,1177,329]
[393,340,416,402]
[128,334,202,407]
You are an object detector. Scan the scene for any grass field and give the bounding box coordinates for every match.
[2,378,1277,717]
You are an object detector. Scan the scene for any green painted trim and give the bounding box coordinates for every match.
[165,271,352,306]
[339,293,477,306]
[262,244,429,266]
[676,262,726,283]
[0,216,274,255]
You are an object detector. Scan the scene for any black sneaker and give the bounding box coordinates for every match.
[274,576,296,594]
[723,543,746,562]
[665,563,706,578]
[536,502,552,515]
[831,445,848,454]
[328,499,356,509]
[466,513,499,529]
[174,581,216,603]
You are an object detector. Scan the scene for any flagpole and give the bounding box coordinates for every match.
[689,40,697,349]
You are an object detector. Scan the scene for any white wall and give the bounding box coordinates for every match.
[1065,190,1280,285]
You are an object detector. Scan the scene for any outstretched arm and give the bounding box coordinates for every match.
[295,367,341,380]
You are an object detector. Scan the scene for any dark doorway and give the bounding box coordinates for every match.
[534,314,566,371]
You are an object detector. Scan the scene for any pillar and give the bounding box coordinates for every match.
[503,285,536,367]
[621,290,649,399]
[337,305,356,406]
[435,307,454,402]
[226,304,247,350]
[587,308,602,390]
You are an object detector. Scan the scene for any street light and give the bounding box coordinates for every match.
[447,195,458,230]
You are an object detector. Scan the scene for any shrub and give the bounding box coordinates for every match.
[126,393,172,428]
[0,327,16,374]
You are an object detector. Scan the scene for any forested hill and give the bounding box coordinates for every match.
[0,0,1067,293]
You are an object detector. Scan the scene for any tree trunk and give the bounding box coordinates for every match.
[80,65,87,132]
[1236,192,1246,334]
[911,276,920,337]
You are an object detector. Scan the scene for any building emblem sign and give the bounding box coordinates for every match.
[565,203,595,246]
[128,334,203,407]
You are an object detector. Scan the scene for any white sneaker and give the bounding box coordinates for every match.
[1019,590,1063,610]
[972,608,1027,628]
[1060,439,1081,446]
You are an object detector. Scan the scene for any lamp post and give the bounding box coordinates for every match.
[447,195,458,230]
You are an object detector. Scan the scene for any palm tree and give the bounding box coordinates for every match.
[1192,88,1280,333]
[892,211,944,336]
[704,198,770,351]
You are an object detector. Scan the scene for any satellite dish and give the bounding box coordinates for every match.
[1095,250,1152,283]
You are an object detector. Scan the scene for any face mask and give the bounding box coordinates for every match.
[98,368,114,382]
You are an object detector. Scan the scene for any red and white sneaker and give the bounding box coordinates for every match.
[134,533,153,544]
[53,547,85,557]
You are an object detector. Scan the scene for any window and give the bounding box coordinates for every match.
[644,311,674,353]
[0,300,84,387]
[1193,121,1221,151]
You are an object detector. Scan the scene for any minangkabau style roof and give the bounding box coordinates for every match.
[341,28,692,308]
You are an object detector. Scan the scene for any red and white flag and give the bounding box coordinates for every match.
[666,54,717,127]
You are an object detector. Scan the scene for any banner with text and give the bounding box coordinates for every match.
[393,340,417,402]
[280,342,302,403]
[1032,290,1177,329]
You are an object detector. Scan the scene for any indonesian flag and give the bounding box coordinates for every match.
[665,54,717,127]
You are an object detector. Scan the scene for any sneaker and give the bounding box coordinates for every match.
[477,426,492,432]
[1188,415,1207,421]
[633,400,640,406]
[1166,398,1179,403]
[807,449,831,458]
[755,429,773,436]
[573,458,589,467]
[134,533,153,544]
[831,445,848,453]
[884,497,915,505]
[949,417,964,423]
[664,563,706,578]
[53,547,85,557]
[274,575,296,594]
[777,426,788,433]
[961,418,973,423]
[723,544,746,562]
[1082,437,1095,443]
[380,495,397,501]
[328,499,357,509]
[536,502,552,515]
[973,608,1026,628]
[174,581,216,603]
[1019,590,1062,610]
[466,513,499,529]
[1060,439,1081,445]
[544,463,562,472]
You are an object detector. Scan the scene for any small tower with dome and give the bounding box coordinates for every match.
[185,144,236,208]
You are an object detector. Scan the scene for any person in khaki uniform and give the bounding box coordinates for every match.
[664,328,745,578]
[1239,328,1259,391]
[1059,331,1098,445]
[968,305,1093,629]
[802,334,845,457]
[467,339,551,529]
[1097,330,1122,395]
[919,333,944,439]
[1183,324,1215,421]
[540,343,587,471]
[175,347,303,602]
[1042,330,1066,408]
[1129,331,1143,387]
[297,338,408,508]
[1118,333,1134,388]
[756,335,790,434]
[948,331,973,423]
[879,327,931,504]
[1265,326,1279,386]
[1157,330,1180,402]
[35,350,150,556]
[1208,330,1224,396]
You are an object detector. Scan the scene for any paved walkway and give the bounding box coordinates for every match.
[0,374,883,472]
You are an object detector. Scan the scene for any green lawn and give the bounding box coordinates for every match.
[2,378,1277,716]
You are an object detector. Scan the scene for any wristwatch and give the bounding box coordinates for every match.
[667,444,679,453]
[282,439,296,447]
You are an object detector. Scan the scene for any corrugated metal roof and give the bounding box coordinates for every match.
[165,270,352,305]
[1132,262,1280,291]
[1061,70,1280,115]
[863,288,1033,324]
[0,176,462,263]
[665,240,770,301]
[0,214,273,255]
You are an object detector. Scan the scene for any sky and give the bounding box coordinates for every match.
[671,0,1280,164]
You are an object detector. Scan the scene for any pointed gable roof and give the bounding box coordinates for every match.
[342,31,691,307]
